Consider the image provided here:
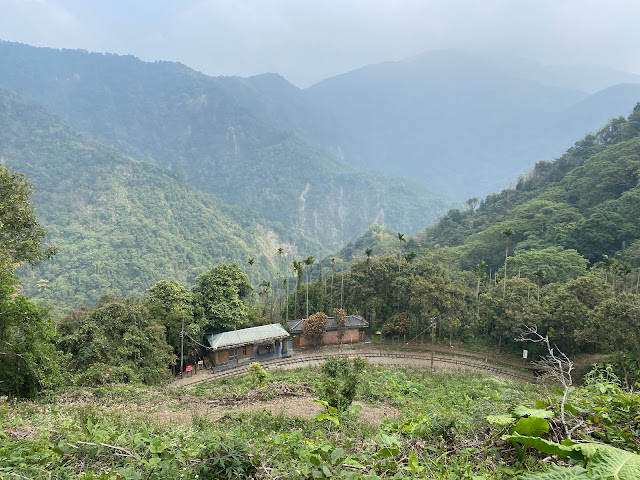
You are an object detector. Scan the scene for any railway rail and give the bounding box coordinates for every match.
[175,351,534,387]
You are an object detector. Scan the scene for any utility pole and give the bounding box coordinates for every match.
[180,315,184,378]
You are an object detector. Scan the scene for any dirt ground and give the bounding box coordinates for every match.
[147,396,398,427]
[53,380,399,427]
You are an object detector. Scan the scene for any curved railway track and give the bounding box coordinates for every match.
[176,351,534,387]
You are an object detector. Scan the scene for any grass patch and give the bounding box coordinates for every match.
[0,364,576,479]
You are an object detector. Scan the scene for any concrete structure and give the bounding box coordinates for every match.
[287,315,368,348]
[205,323,289,367]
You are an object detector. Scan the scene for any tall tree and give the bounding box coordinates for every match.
[333,308,347,345]
[192,263,251,333]
[502,227,515,299]
[303,256,315,318]
[277,247,285,319]
[283,277,289,321]
[292,259,303,319]
[0,164,56,268]
[475,260,488,319]
[397,232,406,273]
[146,280,193,358]
[259,280,271,320]
[533,269,545,302]
[0,165,63,398]
[247,257,255,303]
[365,247,373,271]
[330,257,336,311]
[0,270,65,398]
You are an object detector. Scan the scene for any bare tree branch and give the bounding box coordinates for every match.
[517,325,575,439]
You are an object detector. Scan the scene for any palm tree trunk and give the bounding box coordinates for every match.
[475,277,480,324]
[503,242,509,299]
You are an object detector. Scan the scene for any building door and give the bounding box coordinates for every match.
[229,348,238,362]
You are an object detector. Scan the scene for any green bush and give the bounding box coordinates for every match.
[247,362,268,387]
[197,438,257,480]
[316,356,367,412]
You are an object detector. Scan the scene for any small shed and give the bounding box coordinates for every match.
[287,315,368,348]
[205,323,289,367]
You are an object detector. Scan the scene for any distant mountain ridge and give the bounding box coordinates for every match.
[2,42,639,205]
[0,41,452,249]
[302,50,640,200]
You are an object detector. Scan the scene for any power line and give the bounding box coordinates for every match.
[182,331,213,350]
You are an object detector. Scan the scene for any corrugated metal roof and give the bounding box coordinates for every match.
[287,315,368,333]
[206,323,289,350]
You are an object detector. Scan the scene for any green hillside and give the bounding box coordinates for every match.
[409,104,640,273]
[0,41,453,249]
[0,87,321,309]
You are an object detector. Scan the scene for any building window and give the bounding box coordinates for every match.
[229,348,238,361]
[243,345,247,356]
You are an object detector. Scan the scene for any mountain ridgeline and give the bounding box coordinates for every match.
[301,50,640,200]
[0,41,452,250]
[2,42,640,209]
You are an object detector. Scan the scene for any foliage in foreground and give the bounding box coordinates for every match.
[6,362,621,480]
[0,163,64,398]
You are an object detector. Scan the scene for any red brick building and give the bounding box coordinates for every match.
[287,315,368,348]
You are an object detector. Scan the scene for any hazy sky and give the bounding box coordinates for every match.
[1,0,639,87]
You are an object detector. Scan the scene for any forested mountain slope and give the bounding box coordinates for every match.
[0,87,320,308]
[0,41,452,248]
[412,105,640,273]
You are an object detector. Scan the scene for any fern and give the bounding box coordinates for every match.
[507,436,640,480]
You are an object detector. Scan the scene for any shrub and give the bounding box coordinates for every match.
[247,362,268,387]
[197,438,257,480]
[317,356,368,412]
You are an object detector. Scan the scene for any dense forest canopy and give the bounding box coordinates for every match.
[0,86,322,308]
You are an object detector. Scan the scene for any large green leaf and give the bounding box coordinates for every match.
[519,465,589,480]
[486,414,516,426]
[577,443,640,480]
[502,434,584,460]
[513,417,550,437]
[512,405,555,419]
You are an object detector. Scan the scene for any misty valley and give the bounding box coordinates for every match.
[1,41,640,479]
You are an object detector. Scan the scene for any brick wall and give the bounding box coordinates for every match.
[296,328,363,348]
[214,349,230,365]
[238,344,253,360]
